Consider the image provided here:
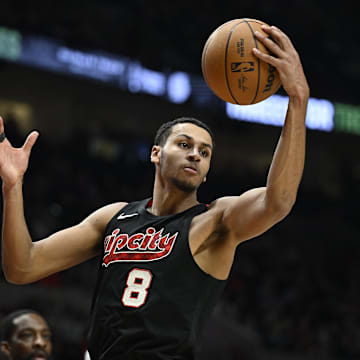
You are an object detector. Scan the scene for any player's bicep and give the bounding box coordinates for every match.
[219,188,285,244]
[29,202,126,282]
[33,223,101,274]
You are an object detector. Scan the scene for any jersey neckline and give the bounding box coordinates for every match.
[141,198,206,219]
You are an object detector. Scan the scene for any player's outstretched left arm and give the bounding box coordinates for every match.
[217,25,309,243]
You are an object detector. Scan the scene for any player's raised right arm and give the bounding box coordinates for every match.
[0,116,126,284]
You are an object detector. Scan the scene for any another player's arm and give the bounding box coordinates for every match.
[217,25,309,243]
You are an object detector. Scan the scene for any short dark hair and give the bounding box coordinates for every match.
[0,309,41,342]
[154,117,215,148]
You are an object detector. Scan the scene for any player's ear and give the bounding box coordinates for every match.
[203,176,207,183]
[150,145,161,164]
[1,341,11,356]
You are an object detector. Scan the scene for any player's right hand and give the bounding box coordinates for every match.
[253,25,309,100]
[0,116,39,189]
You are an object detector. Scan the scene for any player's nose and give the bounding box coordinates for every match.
[187,148,201,161]
[33,333,46,348]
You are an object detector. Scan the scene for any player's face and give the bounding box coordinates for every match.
[3,314,52,360]
[155,123,213,193]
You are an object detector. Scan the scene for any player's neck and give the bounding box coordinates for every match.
[150,179,198,216]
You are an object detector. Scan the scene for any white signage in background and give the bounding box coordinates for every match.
[56,47,127,80]
[127,62,166,96]
[226,95,334,132]
[0,27,337,134]
[306,98,334,131]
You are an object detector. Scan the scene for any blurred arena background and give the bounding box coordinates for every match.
[0,1,359,359]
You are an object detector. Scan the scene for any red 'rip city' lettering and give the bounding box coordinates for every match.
[103,227,178,264]
[127,234,143,249]
[104,229,120,253]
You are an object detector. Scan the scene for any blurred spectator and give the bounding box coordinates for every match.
[0,309,52,360]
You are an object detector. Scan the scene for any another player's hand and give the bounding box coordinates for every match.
[252,25,309,100]
[0,116,39,189]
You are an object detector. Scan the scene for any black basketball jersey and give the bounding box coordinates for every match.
[87,198,226,360]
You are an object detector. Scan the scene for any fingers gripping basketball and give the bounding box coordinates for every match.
[201,18,282,105]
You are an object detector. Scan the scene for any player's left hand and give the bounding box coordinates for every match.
[252,25,309,100]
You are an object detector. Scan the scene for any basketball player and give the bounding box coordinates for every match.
[0,310,52,360]
[1,25,309,359]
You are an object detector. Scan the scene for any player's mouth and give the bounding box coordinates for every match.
[183,166,198,175]
[30,350,48,360]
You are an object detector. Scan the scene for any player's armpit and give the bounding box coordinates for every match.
[216,188,290,244]
[5,202,127,284]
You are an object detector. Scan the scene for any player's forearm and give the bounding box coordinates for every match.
[2,180,35,283]
[265,91,308,214]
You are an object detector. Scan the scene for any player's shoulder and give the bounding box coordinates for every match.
[206,196,239,211]
[195,196,240,226]
[194,196,237,225]
[98,201,129,214]
[95,198,150,218]
[84,202,129,228]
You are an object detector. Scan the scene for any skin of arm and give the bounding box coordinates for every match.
[0,119,127,284]
[217,25,310,244]
[2,184,126,284]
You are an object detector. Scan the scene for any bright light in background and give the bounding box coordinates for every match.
[226,95,288,127]
[56,47,127,80]
[226,95,334,131]
[334,103,360,135]
[167,72,191,104]
[306,98,334,131]
[1,26,354,135]
[0,27,22,61]
[128,62,166,96]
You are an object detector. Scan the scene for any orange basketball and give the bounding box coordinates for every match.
[201,18,281,105]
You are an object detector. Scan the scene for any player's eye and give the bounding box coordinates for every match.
[19,331,33,340]
[179,142,189,148]
[42,332,52,341]
[200,149,209,157]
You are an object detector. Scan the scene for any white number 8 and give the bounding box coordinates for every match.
[121,268,153,308]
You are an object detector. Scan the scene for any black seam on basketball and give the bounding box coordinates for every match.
[243,19,261,104]
[224,20,247,104]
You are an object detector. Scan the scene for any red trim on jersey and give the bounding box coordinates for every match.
[147,198,208,209]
